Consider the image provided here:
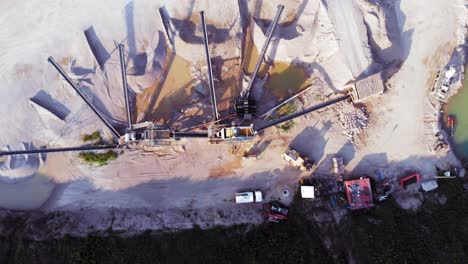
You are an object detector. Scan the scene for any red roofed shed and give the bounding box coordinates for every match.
[344,178,374,210]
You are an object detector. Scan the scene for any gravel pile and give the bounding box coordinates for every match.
[335,103,369,141]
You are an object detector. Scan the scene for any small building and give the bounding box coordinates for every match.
[344,178,374,210]
[347,72,385,102]
[421,180,438,192]
[400,173,420,189]
[301,186,315,198]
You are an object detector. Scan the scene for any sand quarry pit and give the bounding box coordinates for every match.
[0,0,466,233]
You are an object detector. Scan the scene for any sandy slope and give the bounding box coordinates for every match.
[354,0,464,165]
[324,0,373,77]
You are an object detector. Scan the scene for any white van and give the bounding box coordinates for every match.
[235,191,263,203]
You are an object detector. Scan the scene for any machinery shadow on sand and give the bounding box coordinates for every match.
[84,26,111,69]
[289,123,332,163]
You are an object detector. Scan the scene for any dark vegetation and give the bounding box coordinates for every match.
[0,180,466,264]
[0,201,332,264]
[275,103,296,132]
[348,178,468,263]
[82,131,103,143]
[78,151,118,165]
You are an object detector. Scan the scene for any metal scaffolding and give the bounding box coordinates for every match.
[48,57,121,139]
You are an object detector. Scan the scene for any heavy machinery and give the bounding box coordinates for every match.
[1,48,207,157]
[263,201,288,222]
[198,7,353,143]
[236,5,284,119]
[208,123,255,142]
[1,7,380,158]
[116,44,178,147]
[281,147,316,171]
[199,11,257,143]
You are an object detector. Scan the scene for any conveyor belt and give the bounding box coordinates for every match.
[0,145,118,157]
[171,131,209,139]
[118,44,132,130]
[244,5,284,98]
[48,57,121,139]
[200,11,219,122]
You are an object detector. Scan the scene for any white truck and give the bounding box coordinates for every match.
[235,191,263,203]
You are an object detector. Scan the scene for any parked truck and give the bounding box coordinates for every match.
[235,191,263,203]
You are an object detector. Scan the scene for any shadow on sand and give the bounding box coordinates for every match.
[360,0,414,80]
[84,26,111,69]
[289,123,331,163]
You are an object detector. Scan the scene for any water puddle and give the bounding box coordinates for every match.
[446,64,468,159]
[265,62,310,98]
[241,26,309,99]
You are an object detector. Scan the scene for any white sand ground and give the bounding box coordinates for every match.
[0,0,466,232]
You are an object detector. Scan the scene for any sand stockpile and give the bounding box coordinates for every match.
[163,0,242,62]
[322,0,373,78]
[249,0,371,90]
[125,32,167,93]
[121,1,168,93]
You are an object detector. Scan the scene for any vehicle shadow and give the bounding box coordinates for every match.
[289,124,331,163]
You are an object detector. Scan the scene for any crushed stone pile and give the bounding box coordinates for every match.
[334,103,369,141]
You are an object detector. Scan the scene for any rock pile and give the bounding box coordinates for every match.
[334,103,369,141]
[433,132,449,153]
